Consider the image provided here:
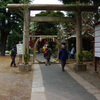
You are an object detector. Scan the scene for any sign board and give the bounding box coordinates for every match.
[17,44,23,54]
[95,22,100,58]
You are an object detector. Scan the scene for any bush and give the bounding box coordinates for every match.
[23,48,29,64]
[78,48,84,62]
[75,49,93,61]
[82,49,93,61]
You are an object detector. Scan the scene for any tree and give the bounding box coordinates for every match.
[7,33,23,51]
[0,0,31,56]
[58,0,99,36]
[58,0,100,6]
[31,11,64,35]
[61,11,97,34]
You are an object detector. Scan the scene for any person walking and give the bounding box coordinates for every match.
[59,45,68,72]
[42,44,47,52]
[44,45,52,66]
[71,46,75,59]
[10,46,17,67]
[37,42,41,53]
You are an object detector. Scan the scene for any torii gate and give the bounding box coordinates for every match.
[7,4,97,63]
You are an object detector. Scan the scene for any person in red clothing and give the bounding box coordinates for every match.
[44,45,52,66]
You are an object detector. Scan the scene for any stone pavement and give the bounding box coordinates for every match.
[31,63,100,100]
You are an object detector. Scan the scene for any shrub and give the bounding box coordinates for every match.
[23,48,29,64]
[78,48,84,62]
[75,49,93,61]
[82,49,93,61]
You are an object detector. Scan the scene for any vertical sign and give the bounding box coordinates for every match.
[17,44,23,54]
[94,21,100,72]
[95,22,100,58]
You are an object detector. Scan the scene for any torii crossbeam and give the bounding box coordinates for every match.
[7,4,97,11]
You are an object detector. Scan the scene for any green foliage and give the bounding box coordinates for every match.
[0,0,31,55]
[49,41,56,53]
[76,49,93,62]
[0,0,24,32]
[94,12,100,21]
[59,0,89,4]
[78,48,84,62]
[82,49,93,60]
[7,33,23,50]
[59,0,100,21]
[58,0,100,6]
[0,0,24,55]
[60,11,76,35]
[36,11,64,17]
[33,11,64,35]
[23,48,29,64]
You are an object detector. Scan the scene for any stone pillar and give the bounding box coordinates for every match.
[76,10,82,63]
[22,8,30,63]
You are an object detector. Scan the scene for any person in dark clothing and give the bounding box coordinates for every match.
[10,46,17,67]
[59,45,68,72]
[44,45,52,66]
[37,42,41,53]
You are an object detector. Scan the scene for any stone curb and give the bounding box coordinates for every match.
[31,64,46,100]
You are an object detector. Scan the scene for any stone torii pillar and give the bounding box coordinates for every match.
[76,10,82,63]
[22,8,30,63]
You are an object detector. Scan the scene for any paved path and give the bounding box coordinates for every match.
[31,63,100,100]
[31,54,100,100]
[34,53,57,63]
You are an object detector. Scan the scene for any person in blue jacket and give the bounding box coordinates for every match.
[59,45,68,72]
[10,45,17,67]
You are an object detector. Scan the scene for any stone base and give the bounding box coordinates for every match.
[73,63,87,71]
[18,63,32,72]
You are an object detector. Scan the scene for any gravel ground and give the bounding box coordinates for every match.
[67,60,100,90]
[0,56,33,100]
[1,56,100,99]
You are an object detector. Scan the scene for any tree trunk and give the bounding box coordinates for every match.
[1,31,7,56]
